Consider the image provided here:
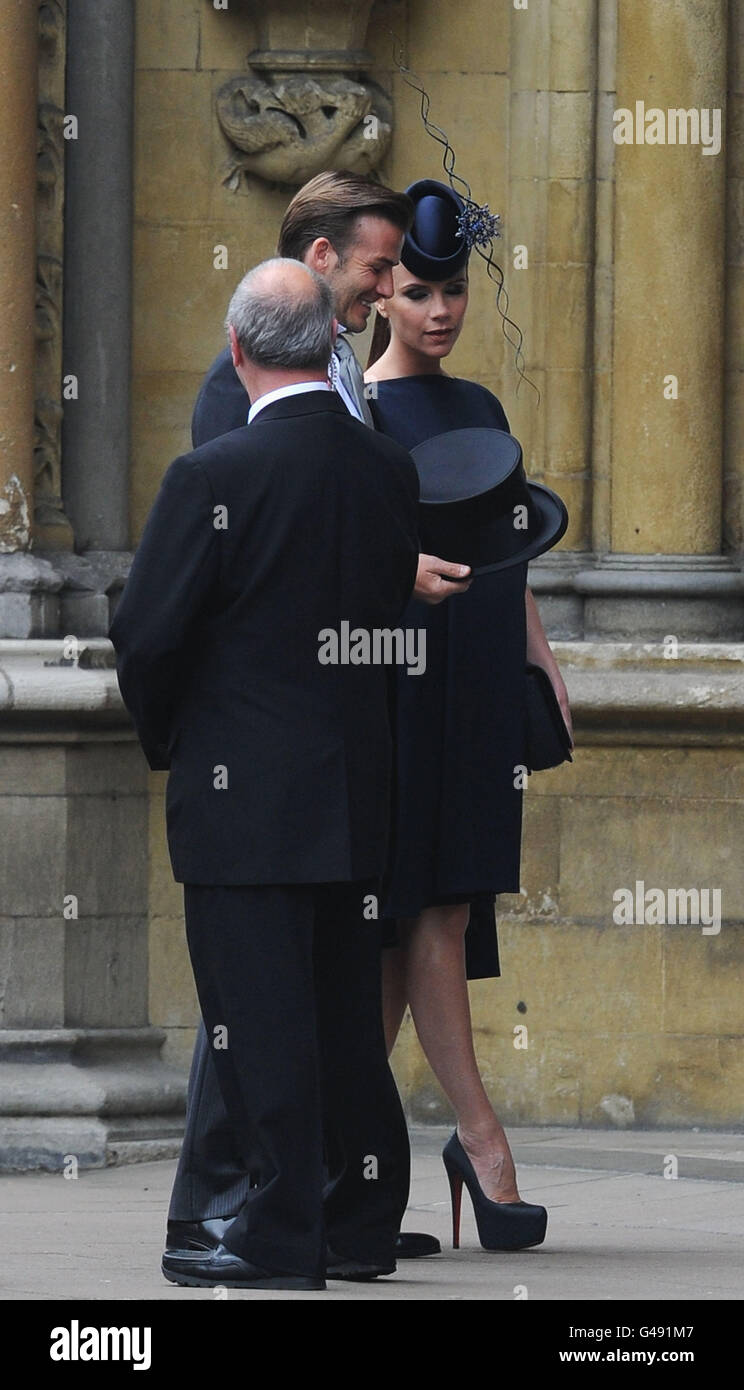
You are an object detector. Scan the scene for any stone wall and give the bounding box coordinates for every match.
[131,0,744,1124]
[0,1,740,1165]
[131,0,513,541]
[134,0,518,1069]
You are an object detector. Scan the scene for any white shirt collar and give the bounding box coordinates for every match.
[248,380,332,424]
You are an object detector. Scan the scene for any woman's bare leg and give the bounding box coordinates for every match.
[400,904,521,1203]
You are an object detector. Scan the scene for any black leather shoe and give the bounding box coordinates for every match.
[162,1243,325,1290]
[326,1248,395,1281]
[395,1231,441,1258]
[165,1217,235,1254]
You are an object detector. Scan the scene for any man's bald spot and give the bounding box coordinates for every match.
[246,257,319,304]
[225,256,335,372]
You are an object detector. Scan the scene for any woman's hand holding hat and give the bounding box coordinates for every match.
[414,553,472,604]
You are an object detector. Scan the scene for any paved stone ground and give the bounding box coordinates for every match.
[1,1126,743,1302]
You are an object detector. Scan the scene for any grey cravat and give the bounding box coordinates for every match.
[332,334,375,428]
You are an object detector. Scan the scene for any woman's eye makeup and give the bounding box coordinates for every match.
[401,283,468,300]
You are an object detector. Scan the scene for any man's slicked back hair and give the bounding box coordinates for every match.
[278,170,413,263]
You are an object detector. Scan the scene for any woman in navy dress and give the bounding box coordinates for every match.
[366,180,572,1249]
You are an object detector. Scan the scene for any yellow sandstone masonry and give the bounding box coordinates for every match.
[612,0,726,555]
[134,0,744,1125]
[724,2,744,550]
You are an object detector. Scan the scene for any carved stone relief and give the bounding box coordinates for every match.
[213,0,392,188]
[217,71,392,188]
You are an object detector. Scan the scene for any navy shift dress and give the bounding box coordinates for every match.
[371,376,528,980]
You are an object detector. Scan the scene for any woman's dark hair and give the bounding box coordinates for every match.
[278,170,413,263]
[366,311,391,369]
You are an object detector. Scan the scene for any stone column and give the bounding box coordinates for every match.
[576,0,744,638]
[723,0,744,553]
[507,0,599,639]
[61,0,134,552]
[0,0,63,637]
[590,0,618,557]
[0,0,37,556]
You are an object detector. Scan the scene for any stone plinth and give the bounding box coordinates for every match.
[0,1029,186,1170]
[574,554,744,641]
[0,639,187,1170]
[0,551,133,639]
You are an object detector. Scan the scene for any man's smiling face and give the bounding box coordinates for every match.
[322,214,403,333]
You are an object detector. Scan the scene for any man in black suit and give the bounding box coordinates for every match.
[191,170,408,442]
[110,258,420,1290]
[191,169,471,611]
[165,172,464,1267]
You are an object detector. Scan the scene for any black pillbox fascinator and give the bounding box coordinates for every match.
[401,179,471,282]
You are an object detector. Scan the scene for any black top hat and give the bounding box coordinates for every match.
[402,179,470,282]
[411,427,568,574]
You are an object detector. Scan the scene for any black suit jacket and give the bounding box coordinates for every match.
[192,347,250,447]
[110,392,420,885]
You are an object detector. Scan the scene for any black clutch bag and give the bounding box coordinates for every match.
[524,662,573,772]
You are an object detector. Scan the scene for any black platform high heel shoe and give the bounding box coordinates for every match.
[442,1131,547,1251]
